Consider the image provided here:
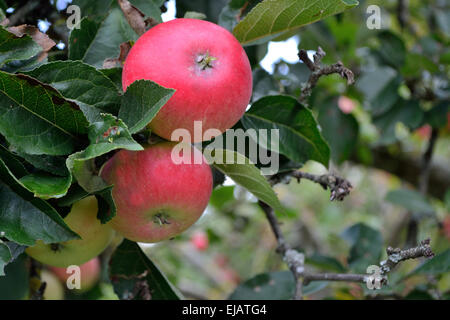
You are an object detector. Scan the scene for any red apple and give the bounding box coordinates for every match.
[49,257,101,293]
[190,231,209,251]
[415,125,431,140]
[338,96,356,114]
[122,18,252,142]
[100,142,213,243]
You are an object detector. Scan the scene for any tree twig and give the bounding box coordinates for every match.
[298,47,355,103]
[258,201,304,299]
[406,127,439,247]
[269,170,353,201]
[259,197,434,298]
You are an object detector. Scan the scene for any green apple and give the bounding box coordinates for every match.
[26,196,115,268]
[41,270,65,300]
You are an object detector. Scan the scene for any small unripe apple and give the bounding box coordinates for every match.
[26,196,115,268]
[100,142,213,243]
[40,270,65,300]
[122,18,252,142]
[49,257,101,293]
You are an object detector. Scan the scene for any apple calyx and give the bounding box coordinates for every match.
[196,52,217,70]
[153,212,171,226]
[50,243,63,252]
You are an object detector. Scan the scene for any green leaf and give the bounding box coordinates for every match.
[229,271,295,300]
[175,0,229,24]
[68,18,100,61]
[109,240,182,300]
[67,113,143,193]
[252,68,279,102]
[24,61,121,123]
[0,26,41,66]
[233,0,358,46]
[119,80,175,134]
[356,66,401,116]
[341,223,382,273]
[12,150,68,177]
[70,8,139,68]
[305,253,347,273]
[229,271,328,299]
[409,249,450,276]
[204,149,284,213]
[129,0,165,22]
[425,102,449,129]
[218,5,241,31]
[0,72,88,156]
[375,31,406,68]
[184,11,207,20]
[19,173,71,200]
[373,99,424,145]
[317,97,358,164]
[0,254,29,299]
[72,0,114,17]
[0,144,71,200]
[385,189,434,214]
[0,242,11,276]
[241,95,330,167]
[0,154,79,245]
[100,67,123,92]
[94,186,116,224]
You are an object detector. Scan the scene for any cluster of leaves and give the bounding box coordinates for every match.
[0,0,448,300]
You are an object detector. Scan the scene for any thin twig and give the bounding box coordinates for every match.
[406,128,439,247]
[260,197,434,297]
[269,170,353,201]
[258,201,304,300]
[303,239,434,286]
[298,47,354,103]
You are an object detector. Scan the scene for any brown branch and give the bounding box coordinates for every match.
[380,239,434,275]
[260,197,434,296]
[303,239,434,287]
[406,128,439,247]
[298,47,355,103]
[351,146,449,201]
[259,201,304,300]
[418,128,439,195]
[396,0,418,36]
[269,170,353,201]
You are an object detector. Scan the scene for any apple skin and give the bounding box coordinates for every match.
[122,18,252,142]
[41,270,65,300]
[25,196,115,268]
[49,257,101,293]
[100,142,213,243]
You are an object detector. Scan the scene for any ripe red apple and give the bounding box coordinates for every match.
[122,18,252,142]
[100,142,213,243]
[25,196,115,268]
[49,257,101,293]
